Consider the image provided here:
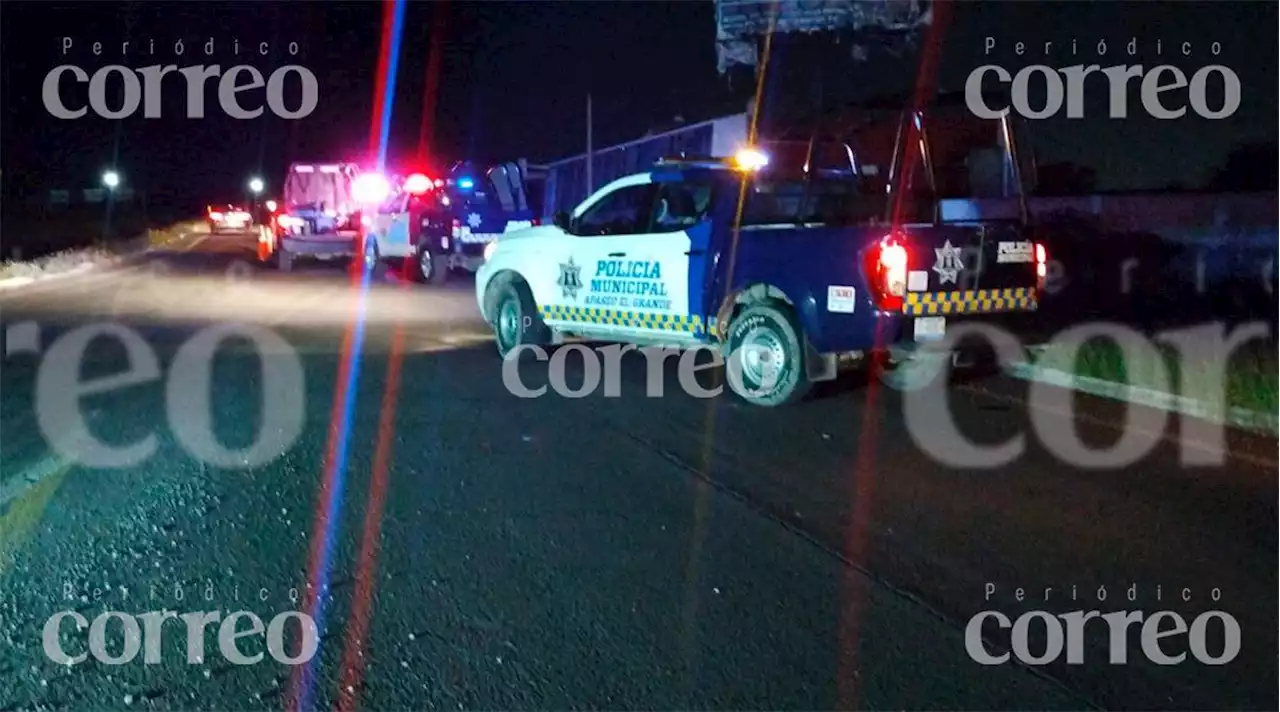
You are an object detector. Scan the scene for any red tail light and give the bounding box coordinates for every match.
[863,233,909,311]
[531,217,541,226]
[1035,242,1048,282]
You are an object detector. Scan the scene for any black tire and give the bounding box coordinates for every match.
[362,236,385,279]
[416,241,448,285]
[724,302,813,407]
[488,279,550,358]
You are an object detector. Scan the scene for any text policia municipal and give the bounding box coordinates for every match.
[45,38,316,120]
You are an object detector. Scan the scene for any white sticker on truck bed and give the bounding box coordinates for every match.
[907,270,929,291]
[827,285,856,313]
[997,241,1034,263]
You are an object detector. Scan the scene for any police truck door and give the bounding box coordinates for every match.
[576,179,711,336]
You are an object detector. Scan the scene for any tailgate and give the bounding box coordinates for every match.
[902,223,1039,316]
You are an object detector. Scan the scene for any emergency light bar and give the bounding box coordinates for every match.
[319,165,340,173]
[654,147,769,171]
[734,147,769,170]
[292,165,315,173]
[352,173,391,204]
[404,173,432,195]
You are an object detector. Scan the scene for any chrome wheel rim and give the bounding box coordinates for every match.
[739,327,786,387]
[497,297,520,349]
[419,249,433,279]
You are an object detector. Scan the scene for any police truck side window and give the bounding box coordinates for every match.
[742,180,863,226]
[575,185,652,236]
[649,182,713,233]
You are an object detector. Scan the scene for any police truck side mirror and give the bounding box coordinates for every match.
[553,210,571,231]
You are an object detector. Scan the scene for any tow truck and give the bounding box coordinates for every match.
[476,106,1048,406]
[260,162,390,272]
[363,160,540,284]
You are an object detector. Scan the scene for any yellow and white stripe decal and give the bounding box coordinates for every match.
[540,305,709,335]
[903,287,1038,316]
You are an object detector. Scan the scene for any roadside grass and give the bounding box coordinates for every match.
[1035,335,1279,415]
[0,246,116,281]
[0,221,204,281]
[146,221,206,249]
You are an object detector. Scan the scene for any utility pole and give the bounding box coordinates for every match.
[585,93,594,195]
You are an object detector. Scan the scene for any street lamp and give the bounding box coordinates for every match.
[248,177,264,194]
[102,171,120,189]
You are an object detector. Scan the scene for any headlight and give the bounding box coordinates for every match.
[483,241,499,262]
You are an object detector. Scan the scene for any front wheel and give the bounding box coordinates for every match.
[363,236,385,278]
[489,280,550,358]
[724,303,813,407]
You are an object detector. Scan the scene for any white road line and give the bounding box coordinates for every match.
[0,452,72,511]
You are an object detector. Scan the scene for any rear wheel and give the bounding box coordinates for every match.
[724,303,812,406]
[416,241,448,285]
[489,280,550,358]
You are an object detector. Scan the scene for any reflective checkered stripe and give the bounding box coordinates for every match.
[540,305,709,335]
[451,227,501,243]
[903,287,1037,316]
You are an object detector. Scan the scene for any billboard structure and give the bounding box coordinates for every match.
[715,0,932,74]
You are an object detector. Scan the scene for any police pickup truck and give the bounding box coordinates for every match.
[475,148,1047,406]
[363,161,538,284]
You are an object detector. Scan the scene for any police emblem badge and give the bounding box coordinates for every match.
[557,256,583,300]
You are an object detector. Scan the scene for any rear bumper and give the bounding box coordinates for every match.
[211,219,251,230]
[280,232,359,256]
[884,309,1046,361]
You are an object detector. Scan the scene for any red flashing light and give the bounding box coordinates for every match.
[404,173,432,195]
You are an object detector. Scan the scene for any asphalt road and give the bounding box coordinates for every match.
[0,229,1275,711]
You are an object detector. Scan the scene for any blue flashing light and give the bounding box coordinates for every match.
[457,177,475,190]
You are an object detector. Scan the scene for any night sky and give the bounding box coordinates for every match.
[2,0,1275,210]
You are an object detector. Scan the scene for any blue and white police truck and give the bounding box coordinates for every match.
[363,160,541,284]
[475,139,1048,406]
